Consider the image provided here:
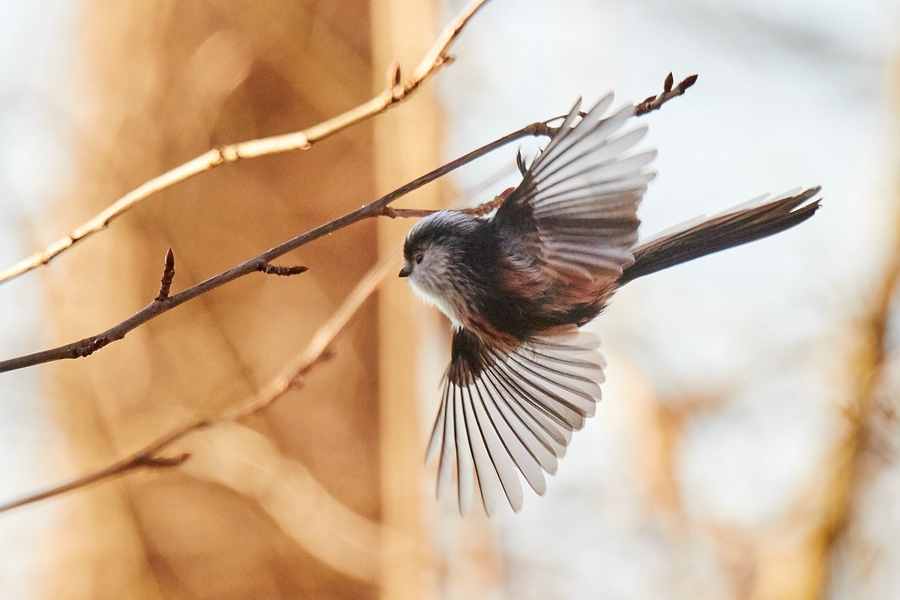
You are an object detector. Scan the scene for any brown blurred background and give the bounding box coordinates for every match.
[9,0,442,598]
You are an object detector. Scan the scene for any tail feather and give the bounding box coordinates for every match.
[619,187,821,284]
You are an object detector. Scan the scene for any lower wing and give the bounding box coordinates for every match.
[426,325,605,515]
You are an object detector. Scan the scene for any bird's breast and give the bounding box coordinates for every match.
[408,274,468,329]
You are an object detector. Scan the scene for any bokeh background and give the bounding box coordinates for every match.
[1,0,899,598]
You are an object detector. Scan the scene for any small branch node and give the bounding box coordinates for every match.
[210,147,225,166]
[141,453,192,469]
[218,145,240,162]
[155,248,176,302]
[635,73,699,117]
[530,122,555,137]
[295,347,335,381]
[387,61,402,91]
[73,337,109,358]
[259,263,308,277]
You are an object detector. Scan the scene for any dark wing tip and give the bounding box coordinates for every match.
[777,186,823,226]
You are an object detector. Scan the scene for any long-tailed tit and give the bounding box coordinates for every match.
[400,94,821,515]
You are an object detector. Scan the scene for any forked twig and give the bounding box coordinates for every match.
[382,72,698,221]
[0,0,493,287]
[635,72,698,117]
[0,73,694,375]
[0,419,206,513]
[0,254,398,513]
[0,125,538,373]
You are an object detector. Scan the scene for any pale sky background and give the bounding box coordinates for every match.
[438,0,900,597]
[0,0,899,598]
[0,1,77,599]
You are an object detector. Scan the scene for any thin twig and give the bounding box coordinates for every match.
[378,72,697,223]
[0,75,693,374]
[383,190,509,219]
[0,417,210,512]
[0,0,493,287]
[635,73,698,117]
[0,124,548,373]
[0,253,399,513]
[381,207,437,219]
[383,72,695,222]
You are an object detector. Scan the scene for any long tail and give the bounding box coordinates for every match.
[619,187,822,284]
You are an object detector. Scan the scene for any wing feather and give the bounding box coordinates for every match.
[461,384,504,514]
[495,94,655,290]
[476,378,548,494]
[427,327,605,513]
[453,391,475,515]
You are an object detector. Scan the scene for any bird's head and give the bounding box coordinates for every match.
[400,210,480,323]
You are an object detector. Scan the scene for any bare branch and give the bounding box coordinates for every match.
[0,0,493,287]
[635,73,698,117]
[0,75,694,374]
[380,75,697,223]
[459,189,512,216]
[0,417,211,512]
[382,190,508,219]
[381,207,437,219]
[0,253,399,513]
[0,124,544,373]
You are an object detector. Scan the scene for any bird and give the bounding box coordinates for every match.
[399,93,821,515]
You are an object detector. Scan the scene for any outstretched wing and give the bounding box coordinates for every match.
[495,95,656,285]
[427,326,605,515]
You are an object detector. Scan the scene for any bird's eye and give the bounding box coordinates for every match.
[414,252,424,264]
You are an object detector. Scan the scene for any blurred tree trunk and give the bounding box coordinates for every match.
[40,1,436,598]
[370,0,442,598]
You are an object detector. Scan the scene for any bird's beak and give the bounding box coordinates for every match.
[398,263,412,278]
